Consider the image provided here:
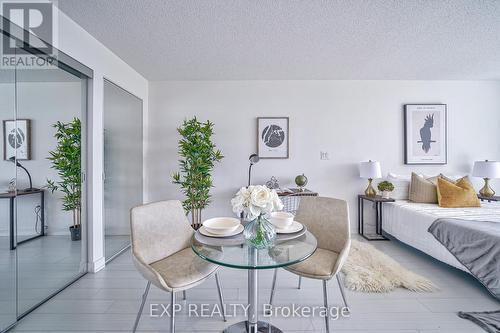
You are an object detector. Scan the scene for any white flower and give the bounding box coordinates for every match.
[231,185,284,221]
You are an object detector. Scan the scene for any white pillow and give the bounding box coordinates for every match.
[385,173,411,200]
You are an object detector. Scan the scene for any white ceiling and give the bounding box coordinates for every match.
[57,0,500,81]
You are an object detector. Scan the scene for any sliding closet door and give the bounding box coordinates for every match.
[0,58,17,332]
[103,80,143,260]
[15,62,88,316]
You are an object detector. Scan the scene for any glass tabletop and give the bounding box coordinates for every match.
[191,231,317,270]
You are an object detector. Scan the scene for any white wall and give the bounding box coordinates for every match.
[52,9,149,272]
[147,80,500,228]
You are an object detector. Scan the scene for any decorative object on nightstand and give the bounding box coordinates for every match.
[472,160,500,197]
[358,194,394,241]
[377,180,394,199]
[359,160,382,197]
[294,173,308,191]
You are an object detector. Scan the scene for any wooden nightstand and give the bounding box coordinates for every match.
[358,195,395,241]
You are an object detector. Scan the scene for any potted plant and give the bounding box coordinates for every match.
[47,118,82,241]
[172,117,223,229]
[377,180,395,199]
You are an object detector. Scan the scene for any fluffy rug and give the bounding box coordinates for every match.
[341,240,438,293]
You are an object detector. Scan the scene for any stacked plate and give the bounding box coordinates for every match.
[270,212,304,234]
[199,217,243,238]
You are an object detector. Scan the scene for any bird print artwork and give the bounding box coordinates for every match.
[418,114,435,153]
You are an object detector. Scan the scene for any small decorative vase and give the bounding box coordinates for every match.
[243,214,276,249]
[381,191,391,199]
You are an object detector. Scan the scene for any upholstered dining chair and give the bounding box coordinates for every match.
[268,197,351,333]
[130,200,226,333]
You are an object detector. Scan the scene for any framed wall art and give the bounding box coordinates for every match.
[257,117,289,159]
[3,119,32,160]
[404,104,447,165]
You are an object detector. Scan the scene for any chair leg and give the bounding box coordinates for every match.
[298,276,302,289]
[323,280,330,333]
[171,291,176,333]
[182,290,186,301]
[215,272,227,322]
[132,281,151,333]
[269,268,278,309]
[336,274,349,312]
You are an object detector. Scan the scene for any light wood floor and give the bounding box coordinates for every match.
[9,236,499,332]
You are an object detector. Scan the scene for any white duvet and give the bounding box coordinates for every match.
[382,200,500,272]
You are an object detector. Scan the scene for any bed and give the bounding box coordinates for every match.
[382,200,500,272]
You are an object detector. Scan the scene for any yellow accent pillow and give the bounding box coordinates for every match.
[436,177,480,208]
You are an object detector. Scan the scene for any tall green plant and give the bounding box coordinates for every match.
[47,118,81,227]
[172,117,223,228]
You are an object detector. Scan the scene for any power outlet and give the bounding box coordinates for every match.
[320,151,330,160]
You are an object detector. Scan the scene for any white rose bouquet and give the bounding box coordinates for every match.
[231,185,284,221]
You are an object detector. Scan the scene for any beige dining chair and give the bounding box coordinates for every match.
[268,197,351,333]
[130,200,226,333]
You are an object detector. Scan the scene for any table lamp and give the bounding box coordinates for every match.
[359,160,382,197]
[472,160,500,197]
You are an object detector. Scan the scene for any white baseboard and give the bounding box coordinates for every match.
[89,256,106,273]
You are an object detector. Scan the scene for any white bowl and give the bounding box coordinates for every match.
[270,212,294,229]
[202,217,241,235]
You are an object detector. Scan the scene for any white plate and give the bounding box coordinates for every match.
[274,221,303,234]
[199,224,244,238]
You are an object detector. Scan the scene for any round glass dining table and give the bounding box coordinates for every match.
[192,231,318,333]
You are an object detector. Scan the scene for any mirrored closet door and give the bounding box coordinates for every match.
[0,44,17,333]
[15,63,88,316]
[103,80,143,261]
[0,24,90,331]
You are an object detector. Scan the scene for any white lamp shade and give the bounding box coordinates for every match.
[472,160,500,179]
[359,161,382,179]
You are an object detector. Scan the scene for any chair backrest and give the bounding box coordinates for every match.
[294,196,350,253]
[130,200,194,264]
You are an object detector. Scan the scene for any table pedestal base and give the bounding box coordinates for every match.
[222,320,283,333]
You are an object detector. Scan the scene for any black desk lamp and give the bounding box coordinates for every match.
[8,157,38,192]
[248,153,260,186]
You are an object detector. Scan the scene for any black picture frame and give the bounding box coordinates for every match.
[3,119,32,160]
[257,117,289,159]
[404,104,447,165]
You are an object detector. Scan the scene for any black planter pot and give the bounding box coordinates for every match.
[69,225,81,241]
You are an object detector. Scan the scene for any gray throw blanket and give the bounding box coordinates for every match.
[458,311,500,333]
[428,218,500,301]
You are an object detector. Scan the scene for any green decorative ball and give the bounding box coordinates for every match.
[295,174,308,187]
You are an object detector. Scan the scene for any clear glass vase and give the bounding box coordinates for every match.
[243,214,276,249]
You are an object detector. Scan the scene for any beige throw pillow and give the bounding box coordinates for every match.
[409,172,438,203]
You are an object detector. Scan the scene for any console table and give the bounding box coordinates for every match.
[0,189,45,250]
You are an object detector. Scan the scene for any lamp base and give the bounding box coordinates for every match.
[365,178,377,197]
[479,178,495,197]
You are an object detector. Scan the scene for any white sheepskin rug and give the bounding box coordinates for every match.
[341,240,438,293]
